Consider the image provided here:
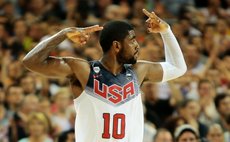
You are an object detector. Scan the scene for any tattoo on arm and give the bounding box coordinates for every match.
[23,29,68,65]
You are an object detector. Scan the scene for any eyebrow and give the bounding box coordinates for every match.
[128,30,136,39]
[129,35,136,39]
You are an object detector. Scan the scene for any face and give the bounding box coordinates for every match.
[21,76,36,94]
[198,82,214,98]
[7,87,24,106]
[23,95,39,113]
[181,101,200,120]
[66,132,75,142]
[207,125,224,142]
[14,20,27,36]
[39,99,51,115]
[28,119,46,136]
[155,131,173,142]
[178,131,198,142]
[117,30,139,64]
[218,96,230,118]
[55,94,70,110]
[8,61,23,80]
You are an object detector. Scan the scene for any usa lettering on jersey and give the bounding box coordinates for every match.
[93,79,135,105]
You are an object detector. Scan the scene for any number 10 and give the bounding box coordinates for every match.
[102,113,126,139]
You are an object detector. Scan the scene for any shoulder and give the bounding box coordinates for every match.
[46,137,54,142]
[18,138,29,142]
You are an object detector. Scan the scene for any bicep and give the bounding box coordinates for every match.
[63,57,90,89]
[133,60,163,84]
[23,56,72,78]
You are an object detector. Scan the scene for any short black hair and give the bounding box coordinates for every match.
[99,20,134,53]
[214,93,230,109]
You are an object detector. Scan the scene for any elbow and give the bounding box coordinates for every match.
[22,56,36,70]
[22,56,30,68]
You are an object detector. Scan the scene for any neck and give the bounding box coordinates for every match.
[100,54,123,75]
[30,134,46,142]
[9,104,17,111]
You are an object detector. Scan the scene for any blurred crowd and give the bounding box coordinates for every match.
[0,0,230,142]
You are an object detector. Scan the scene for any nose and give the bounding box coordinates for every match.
[134,40,140,50]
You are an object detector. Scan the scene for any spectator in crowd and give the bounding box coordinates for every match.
[206,123,224,142]
[10,18,31,58]
[38,97,52,118]
[51,88,72,135]
[198,79,219,126]
[8,94,39,142]
[57,128,75,142]
[5,84,24,117]
[177,99,208,138]
[174,124,200,142]
[18,112,53,142]
[214,93,230,131]
[163,116,187,135]
[153,128,173,142]
[20,73,38,95]
[142,81,183,128]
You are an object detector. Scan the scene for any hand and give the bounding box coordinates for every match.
[66,25,103,45]
[142,9,169,33]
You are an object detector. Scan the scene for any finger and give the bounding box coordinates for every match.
[83,25,103,33]
[146,18,151,23]
[66,32,79,38]
[142,9,153,18]
[80,37,87,42]
[151,12,160,20]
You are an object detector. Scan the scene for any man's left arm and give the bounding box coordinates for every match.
[134,9,187,84]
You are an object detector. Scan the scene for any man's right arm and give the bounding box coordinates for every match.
[22,25,103,79]
[22,28,73,78]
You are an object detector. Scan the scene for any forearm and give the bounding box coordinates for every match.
[160,27,187,82]
[23,28,71,67]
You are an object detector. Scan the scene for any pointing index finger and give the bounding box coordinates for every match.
[142,9,153,18]
[83,25,103,33]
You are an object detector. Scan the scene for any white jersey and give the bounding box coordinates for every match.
[73,61,144,142]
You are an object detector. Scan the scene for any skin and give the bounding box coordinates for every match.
[22,9,181,99]
[206,124,224,142]
[28,118,48,142]
[155,130,173,142]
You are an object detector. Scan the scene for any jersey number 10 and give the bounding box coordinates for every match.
[102,113,125,139]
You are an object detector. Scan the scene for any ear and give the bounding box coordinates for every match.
[112,41,121,53]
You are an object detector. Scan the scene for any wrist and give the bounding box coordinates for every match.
[159,26,171,34]
[62,28,73,34]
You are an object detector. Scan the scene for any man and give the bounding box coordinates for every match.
[214,93,230,131]
[22,9,187,142]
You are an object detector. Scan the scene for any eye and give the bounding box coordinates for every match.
[131,39,136,43]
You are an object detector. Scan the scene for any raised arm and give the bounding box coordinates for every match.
[134,9,187,84]
[22,25,103,78]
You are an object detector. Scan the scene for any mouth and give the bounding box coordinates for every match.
[134,51,139,57]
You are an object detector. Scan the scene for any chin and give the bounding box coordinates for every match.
[127,59,137,64]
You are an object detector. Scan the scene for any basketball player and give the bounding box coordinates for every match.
[22,9,187,142]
